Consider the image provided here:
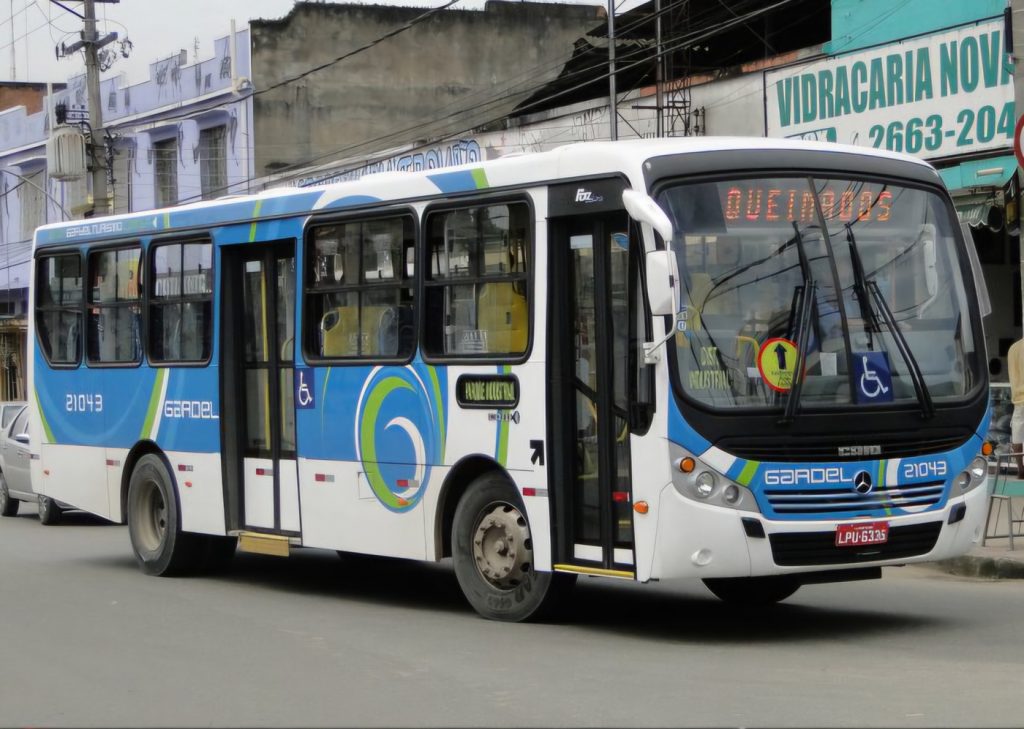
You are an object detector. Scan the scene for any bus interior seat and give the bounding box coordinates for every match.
[321,305,410,357]
[476,283,527,353]
[321,306,360,357]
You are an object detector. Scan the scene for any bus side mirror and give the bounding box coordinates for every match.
[645,249,678,317]
[622,189,673,246]
[642,249,681,365]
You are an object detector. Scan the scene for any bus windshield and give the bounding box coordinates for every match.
[656,176,983,411]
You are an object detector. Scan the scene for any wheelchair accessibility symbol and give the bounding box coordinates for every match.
[852,351,893,403]
[295,368,315,409]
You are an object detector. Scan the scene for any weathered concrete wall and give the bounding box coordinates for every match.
[250,0,604,176]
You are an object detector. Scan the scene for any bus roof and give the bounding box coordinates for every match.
[34,137,937,249]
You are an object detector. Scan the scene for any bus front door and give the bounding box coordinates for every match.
[222,242,301,538]
[550,208,637,576]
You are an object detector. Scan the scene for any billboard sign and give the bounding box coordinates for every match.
[765,20,1013,158]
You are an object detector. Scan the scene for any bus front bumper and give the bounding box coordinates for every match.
[647,479,991,582]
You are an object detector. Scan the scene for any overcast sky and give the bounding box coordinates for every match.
[3,0,629,87]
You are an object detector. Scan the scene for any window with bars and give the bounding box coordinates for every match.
[199,126,227,200]
[153,138,178,208]
[149,240,213,363]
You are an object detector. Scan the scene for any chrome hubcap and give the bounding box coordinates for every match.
[472,502,533,590]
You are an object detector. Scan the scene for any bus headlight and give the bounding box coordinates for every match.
[969,457,987,483]
[669,445,761,513]
[694,472,715,498]
[954,456,989,494]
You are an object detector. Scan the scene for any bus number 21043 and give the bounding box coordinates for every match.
[66,393,103,413]
[903,460,947,479]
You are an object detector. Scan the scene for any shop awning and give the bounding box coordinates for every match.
[955,197,1000,228]
[938,154,1016,194]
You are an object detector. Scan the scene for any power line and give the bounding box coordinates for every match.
[155,0,797,203]
[0,15,50,54]
[263,0,757,171]
[303,0,802,166]
[1,0,32,28]
[48,0,803,207]
[178,0,804,198]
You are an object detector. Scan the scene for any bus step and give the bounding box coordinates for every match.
[237,532,291,557]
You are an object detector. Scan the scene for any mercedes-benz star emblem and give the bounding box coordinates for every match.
[853,470,874,495]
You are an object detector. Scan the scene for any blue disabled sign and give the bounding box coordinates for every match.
[295,368,315,409]
[853,351,893,403]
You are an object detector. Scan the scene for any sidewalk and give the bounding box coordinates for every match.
[924,493,1024,579]
[927,537,1024,579]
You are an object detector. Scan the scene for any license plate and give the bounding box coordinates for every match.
[835,521,889,547]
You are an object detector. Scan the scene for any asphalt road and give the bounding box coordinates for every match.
[1,505,1021,728]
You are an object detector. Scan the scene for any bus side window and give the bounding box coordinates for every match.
[149,241,213,364]
[306,216,415,360]
[424,202,530,358]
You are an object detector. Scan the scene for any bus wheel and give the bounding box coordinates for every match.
[37,495,62,525]
[452,473,574,622]
[702,576,800,606]
[127,454,202,576]
[0,475,19,517]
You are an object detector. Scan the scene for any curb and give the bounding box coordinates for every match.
[927,555,1024,579]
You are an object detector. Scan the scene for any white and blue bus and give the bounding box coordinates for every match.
[28,138,992,621]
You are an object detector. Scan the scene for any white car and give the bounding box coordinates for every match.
[0,404,67,524]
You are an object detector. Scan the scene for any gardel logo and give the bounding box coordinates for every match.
[575,188,604,204]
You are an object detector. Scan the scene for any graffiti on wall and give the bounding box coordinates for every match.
[295,139,483,187]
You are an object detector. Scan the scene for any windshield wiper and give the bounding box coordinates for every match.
[845,223,935,419]
[845,224,880,348]
[780,222,816,424]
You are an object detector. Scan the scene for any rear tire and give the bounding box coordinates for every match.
[127,454,204,576]
[452,473,575,622]
[37,495,62,525]
[0,476,18,517]
[702,575,800,606]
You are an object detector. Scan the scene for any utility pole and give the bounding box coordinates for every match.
[1012,0,1024,329]
[56,0,119,217]
[655,0,663,138]
[82,0,108,216]
[608,0,617,141]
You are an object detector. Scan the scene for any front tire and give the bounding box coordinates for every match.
[127,454,204,576]
[702,575,800,606]
[452,473,574,622]
[37,495,62,525]
[0,475,18,517]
